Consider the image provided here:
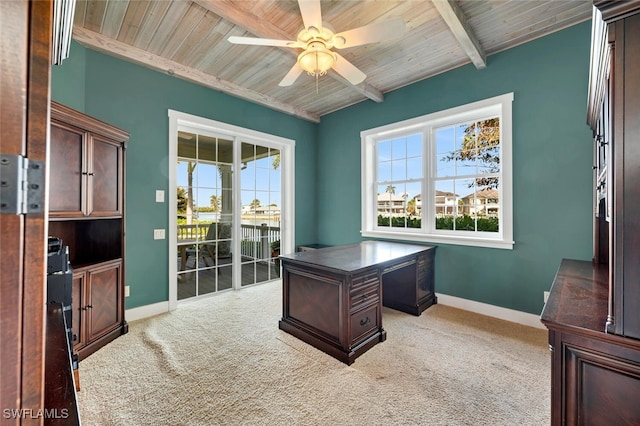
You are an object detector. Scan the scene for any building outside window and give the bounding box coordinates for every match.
[361,93,514,249]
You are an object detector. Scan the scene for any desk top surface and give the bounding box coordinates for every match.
[280,240,435,273]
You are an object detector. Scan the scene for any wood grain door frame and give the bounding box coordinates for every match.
[0,1,52,424]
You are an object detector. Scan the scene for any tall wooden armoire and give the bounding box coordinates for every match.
[541,1,640,424]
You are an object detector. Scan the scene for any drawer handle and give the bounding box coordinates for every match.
[360,317,371,326]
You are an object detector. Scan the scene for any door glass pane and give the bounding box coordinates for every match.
[177,132,234,300]
[240,143,281,286]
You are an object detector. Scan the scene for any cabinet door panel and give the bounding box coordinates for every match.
[49,122,85,215]
[91,135,122,216]
[564,342,640,425]
[87,262,122,341]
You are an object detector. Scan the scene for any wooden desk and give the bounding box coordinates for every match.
[297,243,332,252]
[279,241,436,364]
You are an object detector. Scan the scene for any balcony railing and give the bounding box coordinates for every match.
[177,223,280,260]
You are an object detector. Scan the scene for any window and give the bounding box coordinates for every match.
[361,93,513,249]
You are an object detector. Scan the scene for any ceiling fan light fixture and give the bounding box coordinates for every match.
[297,42,336,76]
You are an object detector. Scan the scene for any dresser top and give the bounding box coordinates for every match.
[540,259,608,333]
[280,240,435,273]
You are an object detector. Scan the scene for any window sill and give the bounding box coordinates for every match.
[361,230,514,250]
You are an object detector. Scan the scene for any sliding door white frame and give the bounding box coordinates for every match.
[168,110,295,310]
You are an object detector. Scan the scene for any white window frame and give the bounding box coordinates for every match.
[361,93,514,250]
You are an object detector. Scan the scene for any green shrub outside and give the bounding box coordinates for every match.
[377,215,499,232]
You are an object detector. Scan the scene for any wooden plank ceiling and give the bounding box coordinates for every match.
[71,0,592,123]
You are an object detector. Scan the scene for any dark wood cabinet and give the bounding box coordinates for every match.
[72,260,124,357]
[541,260,640,425]
[49,102,129,361]
[50,103,125,218]
[541,2,640,424]
[605,6,640,340]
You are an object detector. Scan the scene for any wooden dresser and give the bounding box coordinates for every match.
[541,260,640,424]
[48,102,129,360]
[541,2,640,424]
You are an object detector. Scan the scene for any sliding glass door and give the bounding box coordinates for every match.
[169,110,293,305]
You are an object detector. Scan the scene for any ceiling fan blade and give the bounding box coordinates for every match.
[332,52,366,85]
[333,17,405,49]
[228,36,302,48]
[279,64,304,87]
[298,0,322,31]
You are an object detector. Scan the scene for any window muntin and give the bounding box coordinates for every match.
[361,93,513,249]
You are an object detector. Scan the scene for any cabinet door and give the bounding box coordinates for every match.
[89,135,123,216]
[87,261,122,342]
[72,271,87,352]
[561,336,640,425]
[49,121,86,217]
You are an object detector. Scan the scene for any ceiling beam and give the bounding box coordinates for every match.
[195,0,384,103]
[72,27,320,123]
[432,0,486,69]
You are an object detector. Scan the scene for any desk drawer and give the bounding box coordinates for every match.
[352,271,379,291]
[351,304,379,344]
[350,284,379,311]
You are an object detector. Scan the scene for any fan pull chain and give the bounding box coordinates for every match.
[315,50,320,94]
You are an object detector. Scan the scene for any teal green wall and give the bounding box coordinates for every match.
[316,21,594,315]
[51,41,86,111]
[51,42,317,309]
[52,21,594,315]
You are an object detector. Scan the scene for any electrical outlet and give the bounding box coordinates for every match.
[154,229,165,240]
[543,291,550,303]
[155,190,164,203]
[125,286,130,297]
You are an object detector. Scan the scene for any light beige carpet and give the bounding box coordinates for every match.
[77,280,550,425]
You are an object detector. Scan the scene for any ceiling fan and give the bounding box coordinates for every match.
[228,0,405,87]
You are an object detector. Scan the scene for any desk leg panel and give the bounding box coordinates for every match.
[281,265,344,346]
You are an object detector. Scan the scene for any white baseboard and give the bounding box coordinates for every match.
[125,293,545,330]
[125,301,169,322]
[436,293,545,329]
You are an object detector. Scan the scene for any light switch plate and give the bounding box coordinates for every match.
[154,229,165,240]
[155,190,165,203]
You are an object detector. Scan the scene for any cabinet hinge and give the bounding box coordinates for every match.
[0,154,44,215]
